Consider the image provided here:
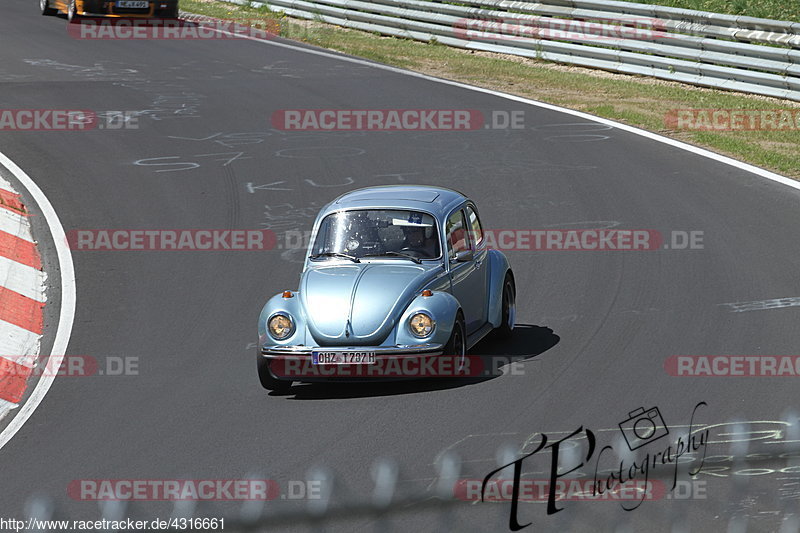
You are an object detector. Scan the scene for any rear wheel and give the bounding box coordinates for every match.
[40,0,57,15]
[496,273,516,339]
[257,357,291,393]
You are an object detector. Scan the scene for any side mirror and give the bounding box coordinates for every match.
[452,249,474,263]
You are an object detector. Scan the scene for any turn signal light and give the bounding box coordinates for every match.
[282,291,293,298]
[421,289,433,297]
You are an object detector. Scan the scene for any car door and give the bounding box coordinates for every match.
[445,207,487,335]
[465,203,489,326]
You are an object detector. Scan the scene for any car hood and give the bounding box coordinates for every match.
[300,262,441,346]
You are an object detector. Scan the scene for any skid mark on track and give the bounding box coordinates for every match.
[22,59,139,79]
[721,297,800,312]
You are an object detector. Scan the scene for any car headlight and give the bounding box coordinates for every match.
[408,312,435,338]
[268,313,294,340]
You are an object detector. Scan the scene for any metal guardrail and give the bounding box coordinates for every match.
[218,0,800,102]
[17,417,800,531]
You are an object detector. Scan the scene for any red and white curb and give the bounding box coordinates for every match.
[0,175,46,421]
[0,152,73,452]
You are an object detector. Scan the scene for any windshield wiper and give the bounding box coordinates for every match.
[363,251,422,264]
[309,252,360,263]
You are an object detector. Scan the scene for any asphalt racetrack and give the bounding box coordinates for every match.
[0,1,799,530]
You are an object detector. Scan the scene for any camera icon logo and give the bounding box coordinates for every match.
[618,406,669,451]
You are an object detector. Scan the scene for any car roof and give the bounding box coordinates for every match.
[322,185,468,220]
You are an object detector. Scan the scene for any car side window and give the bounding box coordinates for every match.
[446,210,469,258]
[466,205,483,248]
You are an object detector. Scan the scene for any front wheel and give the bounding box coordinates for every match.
[40,0,57,15]
[67,0,80,22]
[257,357,292,393]
[495,273,515,339]
[445,313,466,372]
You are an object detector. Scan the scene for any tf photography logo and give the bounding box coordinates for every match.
[480,402,709,531]
[618,406,669,451]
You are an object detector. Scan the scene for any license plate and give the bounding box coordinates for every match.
[117,1,149,7]
[312,351,376,365]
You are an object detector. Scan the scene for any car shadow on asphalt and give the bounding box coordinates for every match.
[271,324,559,400]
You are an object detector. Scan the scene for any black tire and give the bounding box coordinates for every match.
[257,357,291,392]
[40,0,57,15]
[67,0,80,22]
[495,273,516,339]
[445,312,466,372]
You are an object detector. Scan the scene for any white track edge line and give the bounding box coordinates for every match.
[209,25,800,192]
[0,151,76,451]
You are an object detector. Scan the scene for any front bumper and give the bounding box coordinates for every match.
[78,0,177,17]
[260,344,443,358]
[77,11,171,17]
[260,343,449,382]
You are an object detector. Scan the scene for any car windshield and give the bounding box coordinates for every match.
[310,209,441,261]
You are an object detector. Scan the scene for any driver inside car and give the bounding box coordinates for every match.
[401,225,436,258]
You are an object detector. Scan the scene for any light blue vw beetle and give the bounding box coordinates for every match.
[257,185,515,391]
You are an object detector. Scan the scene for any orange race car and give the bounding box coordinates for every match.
[40,0,179,22]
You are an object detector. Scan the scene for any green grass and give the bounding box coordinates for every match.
[180,0,800,179]
[616,0,798,22]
